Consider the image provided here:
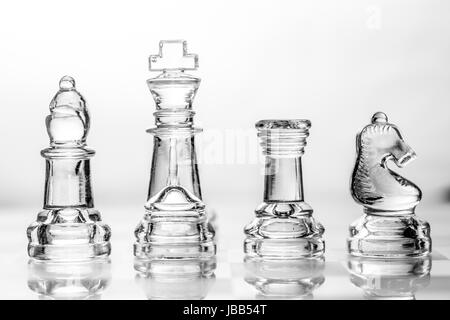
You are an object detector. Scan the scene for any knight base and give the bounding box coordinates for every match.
[244,205,325,259]
[134,211,216,260]
[348,212,431,258]
[27,208,111,261]
[347,255,431,300]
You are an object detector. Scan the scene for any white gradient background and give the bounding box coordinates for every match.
[0,0,449,216]
[1,0,450,300]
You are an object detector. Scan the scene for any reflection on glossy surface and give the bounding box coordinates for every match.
[135,256,216,300]
[28,258,111,300]
[347,255,431,300]
[244,254,325,299]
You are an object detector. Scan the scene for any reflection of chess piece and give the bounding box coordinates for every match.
[27,76,111,261]
[244,120,324,258]
[135,254,216,300]
[244,253,325,299]
[28,258,111,300]
[348,112,431,257]
[347,256,431,300]
[134,40,215,260]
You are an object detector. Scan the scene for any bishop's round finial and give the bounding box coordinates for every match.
[46,76,90,147]
[59,75,76,90]
[371,111,388,124]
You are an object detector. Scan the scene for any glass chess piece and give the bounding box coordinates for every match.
[26,76,111,261]
[28,259,111,300]
[134,251,216,300]
[134,40,215,260]
[347,255,431,300]
[244,120,324,258]
[348,112,431,257]
[244,248,325,300]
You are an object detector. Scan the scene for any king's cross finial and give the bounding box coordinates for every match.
[149,40,199,71]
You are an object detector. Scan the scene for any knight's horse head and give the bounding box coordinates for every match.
[352,112,421,212]
[358,112,416,168]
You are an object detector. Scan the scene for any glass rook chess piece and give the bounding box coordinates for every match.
[244,120,324,258]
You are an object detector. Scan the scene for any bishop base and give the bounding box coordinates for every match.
[27,208,111,261]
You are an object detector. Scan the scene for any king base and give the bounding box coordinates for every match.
[348,213,431,258]
[134,213,216,260]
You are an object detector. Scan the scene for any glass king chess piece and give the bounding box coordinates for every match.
[134,40,216,260]
[348,112,431,257]
[27,76,111,261]
[244,120,324,258]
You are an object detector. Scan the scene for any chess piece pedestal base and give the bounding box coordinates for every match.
[135,255,216,299]
[347,255,431,300]
[27,208,111,261]
[28,258,111,300]
[244,203,325,259]
[134,209,216,260]
[348,211,431,258]
[244,255,325,299]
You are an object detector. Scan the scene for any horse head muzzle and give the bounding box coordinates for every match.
[396,149,417,167]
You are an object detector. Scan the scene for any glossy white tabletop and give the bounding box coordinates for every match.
[1,198,449,300]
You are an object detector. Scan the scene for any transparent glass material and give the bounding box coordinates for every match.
[244,120,324,258]
[27,76,111,261]
[245,254,325,299]
[347,256,431,300]
[135,251,216,300]
[348,112,431,257]
[134,40,215,260]
[28,259,111,300]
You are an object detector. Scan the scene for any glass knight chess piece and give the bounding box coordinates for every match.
[134,40,216,260]
[134,249,216,300]
[244,120,324,258]
[28,259,111,300]
[347,256,431,300]
[348,112,431,257]
[26,76,111,261]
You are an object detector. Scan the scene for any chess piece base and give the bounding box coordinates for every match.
[244,209,325,258]
[28,258,111,300]
[134,211,216,260]
[27,208,111,261]
[347,212,431,258]
[135,256,216,299]
[347,255,431,300]
[244,256,325,299]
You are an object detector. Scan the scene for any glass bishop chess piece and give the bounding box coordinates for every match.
[134,40,215,260]
[28,259,111,300]
[135,252,216,300]
[244,120,324,258]
[347,256,431,300]
[244,253,325,299]
[27,76,111,261]
[348,112,431,257]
